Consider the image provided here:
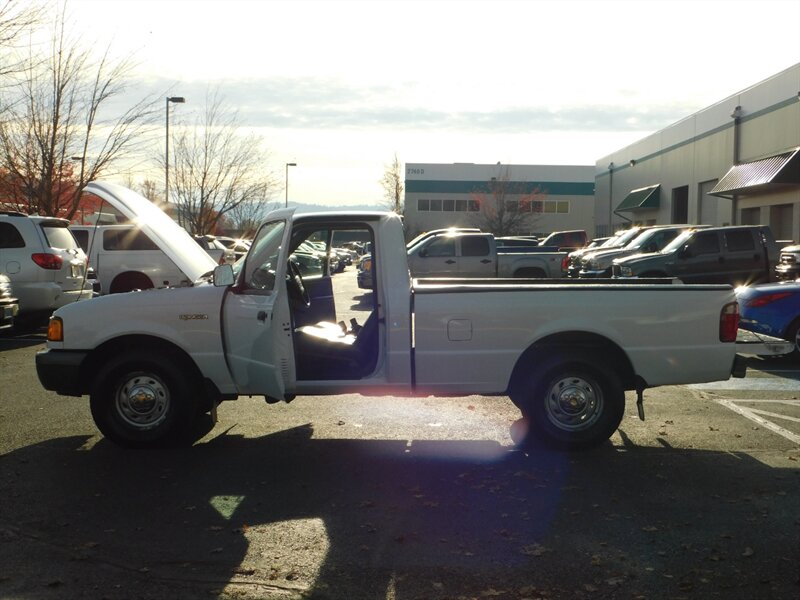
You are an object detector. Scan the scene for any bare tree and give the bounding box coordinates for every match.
[226,197,278,238]
[0,1,45,81]
[138,179,161,204]
[379,153,404,213]
[470,168,544,236]
[168,90,277,235]
[0,7,161,217]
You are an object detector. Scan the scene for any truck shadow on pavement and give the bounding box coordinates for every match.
[1,427,798,599]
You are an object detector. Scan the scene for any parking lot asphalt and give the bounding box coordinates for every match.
[1,268,798,600]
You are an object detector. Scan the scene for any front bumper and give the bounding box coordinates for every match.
[774,265,799,281]
[36,348,89,396]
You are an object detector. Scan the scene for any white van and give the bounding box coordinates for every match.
[70,224,200,294]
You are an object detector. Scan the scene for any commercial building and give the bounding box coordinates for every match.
[403,163,595,239]
[595,63,800,241]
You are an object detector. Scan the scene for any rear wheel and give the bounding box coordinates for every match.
[109,272,154,294]
[90,351,199,448]
[511,353,624,449]
[785,318,800,361]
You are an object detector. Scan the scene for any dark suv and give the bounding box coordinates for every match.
[613,225,780,286]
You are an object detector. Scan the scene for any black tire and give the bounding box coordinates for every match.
[511,353,624,449]
[90,351,199,448]
[784,318,800,362]
[513,268,546,278]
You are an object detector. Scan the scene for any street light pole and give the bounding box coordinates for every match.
[165,96,186,211]
[285,162,297,208]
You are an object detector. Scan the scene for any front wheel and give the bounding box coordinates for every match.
[511,354,624,449]
[90,351,199,448]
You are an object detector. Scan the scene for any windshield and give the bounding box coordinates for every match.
[243,220,286,291]
[613,228,641,247]
[627,229,658,249]
[662,230,695,253]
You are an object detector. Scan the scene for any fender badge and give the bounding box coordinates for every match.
[179,314,209,320]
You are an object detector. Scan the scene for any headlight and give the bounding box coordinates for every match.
[619,266,633,277]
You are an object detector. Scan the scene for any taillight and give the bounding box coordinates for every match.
[719,302,739,342]
[561,255,569,273]
[31,253,63,270]
[744,292,792,307]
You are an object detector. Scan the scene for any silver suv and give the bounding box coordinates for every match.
[0,211,93,319]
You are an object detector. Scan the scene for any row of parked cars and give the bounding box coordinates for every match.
[565,223,800,360]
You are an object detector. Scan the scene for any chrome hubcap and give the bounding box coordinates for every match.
[115,373,169,429]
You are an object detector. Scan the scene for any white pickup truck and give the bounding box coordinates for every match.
[37,182,756,450]
[407,231,567,278]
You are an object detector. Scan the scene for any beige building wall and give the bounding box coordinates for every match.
[595,64,800,242]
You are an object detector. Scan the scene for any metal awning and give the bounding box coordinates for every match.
[710,147,800,198]
[616,184,660,212]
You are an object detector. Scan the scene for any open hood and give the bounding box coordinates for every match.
[84,181,216,282]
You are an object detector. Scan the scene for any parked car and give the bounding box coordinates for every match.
[71,224,213,294]
[0,273,19,331]
[578,225,697,278]
[194,235,235,265]
[775,244,800,281]
[357,254,373,289]
[538,229,587,250]
[736,280,800,360]
[1,211,93,320]
[613,225,780,286]
[565,227,645,277]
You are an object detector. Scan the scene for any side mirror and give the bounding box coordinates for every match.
[678,245,692,259]
[213,264,235,287]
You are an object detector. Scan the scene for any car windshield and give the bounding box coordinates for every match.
[612,228,641,247]
[662,230,695,253]
[627,229,659,249]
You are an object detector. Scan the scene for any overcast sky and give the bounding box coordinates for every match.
[65,0,800,206]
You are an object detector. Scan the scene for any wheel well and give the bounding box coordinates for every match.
[82,335,219,410]
[513,267,546,278]
[109,271,154,294]
[508,331,637,396]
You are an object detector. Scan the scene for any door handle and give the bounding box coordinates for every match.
[480,259,492,264]
[257,310,268,322]
[445,259,456,264]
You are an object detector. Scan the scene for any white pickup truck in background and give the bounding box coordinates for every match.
[38,182,778,451]
[407,230,568,278]
[71,224,231,294]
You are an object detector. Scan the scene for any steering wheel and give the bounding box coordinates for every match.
[287,259,310,306]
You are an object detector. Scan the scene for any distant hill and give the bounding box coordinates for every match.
[290,201,385,213]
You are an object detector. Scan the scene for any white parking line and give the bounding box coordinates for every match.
[715,399,800,444]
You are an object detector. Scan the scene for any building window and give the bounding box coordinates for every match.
[430,199,442,211]
[557,201,569,213]
[455,199,467,211]
[468,200,480,212]
[418,199,429,211]
[443,199,455,211]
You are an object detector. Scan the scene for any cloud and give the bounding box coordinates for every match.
[140,76,699,135]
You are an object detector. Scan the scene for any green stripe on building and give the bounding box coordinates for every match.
[406,180,595,195]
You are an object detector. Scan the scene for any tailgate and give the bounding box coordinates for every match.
[735,329,794,356]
